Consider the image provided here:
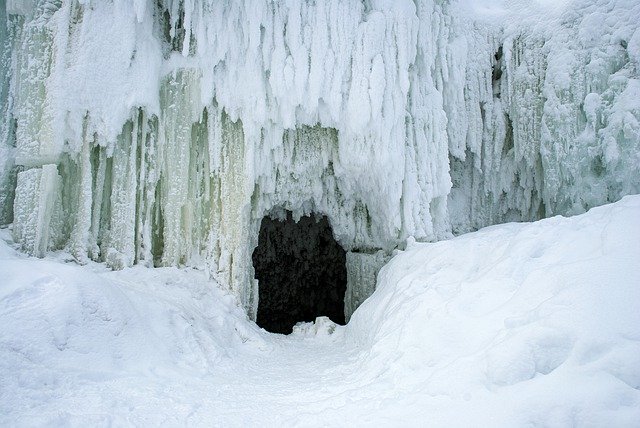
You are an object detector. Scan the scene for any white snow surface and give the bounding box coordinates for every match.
[1,195,639,426]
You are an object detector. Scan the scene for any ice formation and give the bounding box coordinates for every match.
[0,0,639,318]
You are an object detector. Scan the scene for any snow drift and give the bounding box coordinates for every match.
[1,196,639,425]
[1,0,639,318]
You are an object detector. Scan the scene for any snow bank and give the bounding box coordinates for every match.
[1,196,639,426]
[0,228,267,425]
[347,194,640,425]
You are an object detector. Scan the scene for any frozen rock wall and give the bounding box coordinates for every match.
[1,0,639,318]
[0,0,14,225]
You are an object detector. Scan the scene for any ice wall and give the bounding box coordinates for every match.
[344,250,391,323]
[1,0,639,318]
[448,1,640,233]
[0,0,14,225]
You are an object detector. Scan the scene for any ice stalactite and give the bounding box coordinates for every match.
[448,30,550,232]
[2,0,639,319]
[447,3,640,233]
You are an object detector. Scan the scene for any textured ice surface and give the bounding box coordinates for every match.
[0,2,13,225]
[344,250,390,322]
[12,164,62,257]
[0,0,639,316]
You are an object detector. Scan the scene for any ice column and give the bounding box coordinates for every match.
[159,69,202,266]
[344,250,391,322]
[13,164,62,256]
[0,3,14,225]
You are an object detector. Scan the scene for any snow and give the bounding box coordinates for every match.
[1,196,639,426]
[0,3,639,419]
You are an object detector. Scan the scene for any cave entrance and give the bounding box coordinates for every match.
[252,212,347,334]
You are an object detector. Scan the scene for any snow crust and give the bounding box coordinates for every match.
[1,196,639,426]
[1,0,639,316]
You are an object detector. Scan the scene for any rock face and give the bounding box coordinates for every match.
[1,0,638,319]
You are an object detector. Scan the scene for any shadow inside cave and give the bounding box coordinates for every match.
[252,212,347,334]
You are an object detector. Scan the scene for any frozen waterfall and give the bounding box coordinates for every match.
[0,0,639,318]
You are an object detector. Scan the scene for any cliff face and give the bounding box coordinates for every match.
[1,0,639,317]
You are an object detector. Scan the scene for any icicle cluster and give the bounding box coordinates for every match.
[1,0,638,317]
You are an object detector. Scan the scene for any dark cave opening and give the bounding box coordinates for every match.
[252,212,347,334]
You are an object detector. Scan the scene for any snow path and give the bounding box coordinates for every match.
[1,196,640,426]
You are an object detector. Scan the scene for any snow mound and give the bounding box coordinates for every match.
[1,196,640,425]
[348,194,640,425]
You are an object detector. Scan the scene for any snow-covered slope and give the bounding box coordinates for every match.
[2,196,639,426]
